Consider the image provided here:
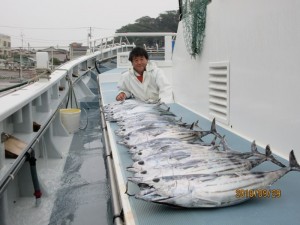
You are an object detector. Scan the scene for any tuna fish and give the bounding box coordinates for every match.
[134,150,299,208]
[106,99,291,208]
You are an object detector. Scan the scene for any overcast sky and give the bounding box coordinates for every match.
[0,0,179,48]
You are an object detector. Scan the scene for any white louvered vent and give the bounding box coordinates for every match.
[208,61,230,125]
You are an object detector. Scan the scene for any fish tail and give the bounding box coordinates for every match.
[289,150,300,171]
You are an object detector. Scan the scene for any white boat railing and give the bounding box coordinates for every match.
[90,32,177,61]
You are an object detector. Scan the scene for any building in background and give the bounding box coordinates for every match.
[0,33,12,59]
[69,42,88,59]
[38,47,69,65]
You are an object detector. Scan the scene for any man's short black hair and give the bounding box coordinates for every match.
[128,47,149,62]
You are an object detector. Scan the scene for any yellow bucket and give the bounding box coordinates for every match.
[60,108,81,133]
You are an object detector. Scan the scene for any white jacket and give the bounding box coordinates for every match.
[117,61,174,103]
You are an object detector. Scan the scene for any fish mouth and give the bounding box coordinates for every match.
[126,166,141,173]
[137,182,152,189]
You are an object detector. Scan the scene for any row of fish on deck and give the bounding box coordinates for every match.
[103,99,300,208]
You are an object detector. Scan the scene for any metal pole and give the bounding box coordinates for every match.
[51,48,53,70]
[20,32,24,81]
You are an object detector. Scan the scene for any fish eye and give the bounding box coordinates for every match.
[153,178,160,183]
[125,137,130,140]
[141,171,147,174]
[138,161,144,165]
[138,152,142,155]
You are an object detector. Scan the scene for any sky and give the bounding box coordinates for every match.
[0,0,179,49]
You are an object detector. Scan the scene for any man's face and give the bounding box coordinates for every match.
[132,56,148,75]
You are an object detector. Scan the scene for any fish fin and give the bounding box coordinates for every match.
[290,150,300,171]
[211,118,217,133]
[144,195,173,203]
[211,118,223,139]
[265,144,271,156]
[192,196,222,207]
[251,141,260,154]
[265,145,286,168]
[189,122,195,130]
[220,135,233,151]
[196,118,218,139]
[192,120,200,129]
[177,117,183,122]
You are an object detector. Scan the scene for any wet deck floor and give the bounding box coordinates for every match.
[48,108,113,225]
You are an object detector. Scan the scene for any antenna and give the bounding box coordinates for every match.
[88,27,92,48]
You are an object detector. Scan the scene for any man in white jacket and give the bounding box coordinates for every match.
[116,47,173,103]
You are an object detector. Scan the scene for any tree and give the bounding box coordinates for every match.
[115,10,179,47]
[51,57,61,66]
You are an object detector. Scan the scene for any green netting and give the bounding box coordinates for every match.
[182,0,210,57]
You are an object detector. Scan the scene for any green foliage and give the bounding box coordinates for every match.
[51,57,61,65]
[115,10,179,47]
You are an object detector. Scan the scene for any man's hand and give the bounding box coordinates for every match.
[116,92,126,101]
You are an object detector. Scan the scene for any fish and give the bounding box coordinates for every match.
[107,99,291,209]
[104,99,174,121]
[127,143,282,174]
[134,150,299,208]
[127,136,213,154]
[116,114,179,127]
[103,99,143,113]
[115,121,193,137]
[119,129,210,147]
[118,119,218,147]
[106,106,176,122]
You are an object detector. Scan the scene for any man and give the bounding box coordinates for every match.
[116,47,173,103]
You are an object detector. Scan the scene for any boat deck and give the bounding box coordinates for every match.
[8,104,112,225]
[48,106,111,225]
[99,69,300,225]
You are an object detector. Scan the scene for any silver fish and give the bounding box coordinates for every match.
[119,120,217,147]
[134,150,299,208]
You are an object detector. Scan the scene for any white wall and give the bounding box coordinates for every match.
[172,0,300,159]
